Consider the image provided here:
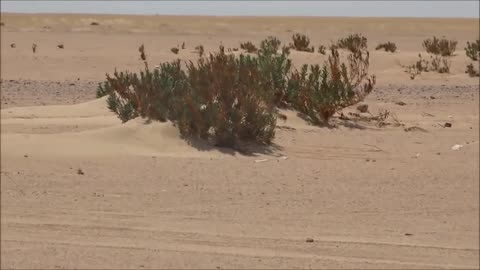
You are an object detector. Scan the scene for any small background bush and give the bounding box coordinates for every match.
[465,40,479,61]
[375,42,397,53]
[240,41,258,53]
[337,34,368,53]
[422,36,457,56]
[290,33,314,52]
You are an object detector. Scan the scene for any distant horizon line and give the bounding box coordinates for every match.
[2,11,478,20]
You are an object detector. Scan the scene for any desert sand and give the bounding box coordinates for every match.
[1,13,479,269]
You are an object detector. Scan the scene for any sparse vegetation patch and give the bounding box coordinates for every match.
[375,42,397,53]
[336,34,368,53]
[240,41,258,53]
[290,33,314,52]
[422,36,457,56]
[465,40,479,61]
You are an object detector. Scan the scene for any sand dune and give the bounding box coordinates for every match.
[1,13,479,269]
[1,97,226,158]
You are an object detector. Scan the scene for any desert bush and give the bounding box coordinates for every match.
[465,40,479,61]
[195,45,205,57]
[105,60,187,123]
[464,40,479,76]
[286,48,375,123]
[375,42,397,53]
[32,43,37,53]
[257,41,293,106]
[139,44,146,61]
[104,46,276,146]
[337,34,368,53]
[404,53,451,79]
[101,40,376,147]
[318,45,326,55]
[466,63,480,77]
[179,51,277,146]
[10,43,16,48]
[171,47,179,54]
[290,33,314,52]
[232,48,239,51]
[430,55,450,73]
[422,36,457,56]
[259,36,281,54]
[96,81,112,98]
[240,41,258,53]
[0,22,4,26]
[107,93,138,123]
[90,21,99,26]
[57,43,64,49]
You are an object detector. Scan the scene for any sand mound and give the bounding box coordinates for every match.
[1,98,225,159]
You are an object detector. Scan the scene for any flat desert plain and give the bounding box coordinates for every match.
[1,14,479,269]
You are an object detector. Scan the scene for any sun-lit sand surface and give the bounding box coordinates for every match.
[1,13,479,269]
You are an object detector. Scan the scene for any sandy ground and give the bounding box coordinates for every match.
[1,14,479,269]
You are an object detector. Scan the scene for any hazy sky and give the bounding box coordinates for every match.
[1,1,479,18]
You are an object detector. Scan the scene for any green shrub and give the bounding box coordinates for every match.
[101,40,376,148]
[290,33,314,52]
[287,48,375,123]
[422,36,457,56]
[96,81,112,98]
[337,34,368,53]
[257,40,292,106]
[260,36,281,54]
[240,41,258,53]
[180,51,277,146]
[104,46,276,146]
[465,40,479,61]
[107,93,137,123]
[375,42,397,53]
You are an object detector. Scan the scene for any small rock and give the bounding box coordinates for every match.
[356,103,369,113]
[451,144,463,151]
[255,159,269,163]
[77,169,84,175]
[430,96,436,99]
[395,101,407,106]
[404,233,413,236]
[436,152,441,155]
[306,238,314,243]
[24,154,28,158]
[444,123,452,128]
